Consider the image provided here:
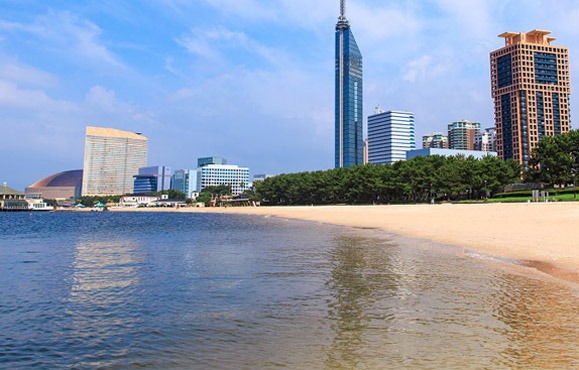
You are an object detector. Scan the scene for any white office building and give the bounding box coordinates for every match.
[197,164,250,196]
[368,107,416,165]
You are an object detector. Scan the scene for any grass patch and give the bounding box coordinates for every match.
[487,192,579,203]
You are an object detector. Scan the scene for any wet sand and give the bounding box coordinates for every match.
[180,202,579,284]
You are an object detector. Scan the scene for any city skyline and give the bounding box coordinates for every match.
[1,1,578,191]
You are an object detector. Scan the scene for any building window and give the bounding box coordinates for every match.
[534,52,558,85]
[497,54,513,88]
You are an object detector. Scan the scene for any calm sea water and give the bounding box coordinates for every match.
[0,211,577,369]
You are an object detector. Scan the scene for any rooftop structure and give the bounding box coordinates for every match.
[198,157,227,168]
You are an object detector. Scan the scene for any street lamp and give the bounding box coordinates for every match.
[571,168,577,199]
[484,180,488,200]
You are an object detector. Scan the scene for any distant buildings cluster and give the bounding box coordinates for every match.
[15,126,253,206]
[422,121,497,152]
[335,1,571,168]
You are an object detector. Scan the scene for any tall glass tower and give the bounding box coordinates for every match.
[335,0,363,168]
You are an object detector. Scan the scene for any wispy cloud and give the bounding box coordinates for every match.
[177,26,289,68]
[203,0,278,21]
[0,61,59,88]
[402,55,451,83]
[0,10,125,70]
[0,80,74,111]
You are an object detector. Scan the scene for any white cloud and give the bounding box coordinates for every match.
[0,80,75,111]
[84,85,157,125]
[177,27,250,62]
[177,31,221,61]
[85,85,117,111]
[0,62,59,88]
[0,11,125,69]
[402,55,450,83]
[177,26,290,68]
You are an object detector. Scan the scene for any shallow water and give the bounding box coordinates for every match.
[0,212,577,369]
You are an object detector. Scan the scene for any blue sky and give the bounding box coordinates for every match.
[1,0,578,191]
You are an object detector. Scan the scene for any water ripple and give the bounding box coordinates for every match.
[0,212,577,369]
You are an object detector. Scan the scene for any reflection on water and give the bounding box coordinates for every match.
[0,213,577,369]
[66,238,143,367]
[323,233,579,369]
[70,239,142,305]
[493,275,579,368]
[326,236,383,369]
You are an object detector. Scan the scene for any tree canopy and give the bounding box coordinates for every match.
[255,155,520,206]
[528,130,579,187]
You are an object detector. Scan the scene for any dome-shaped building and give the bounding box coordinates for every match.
[25,170,83,200]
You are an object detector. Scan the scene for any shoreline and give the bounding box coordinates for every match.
[109,202,579,285]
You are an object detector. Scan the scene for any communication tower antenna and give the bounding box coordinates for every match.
[337,0,349,27]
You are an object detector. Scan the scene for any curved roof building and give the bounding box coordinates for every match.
[26,170,83,200]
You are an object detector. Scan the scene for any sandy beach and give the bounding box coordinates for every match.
[134,202,579,283]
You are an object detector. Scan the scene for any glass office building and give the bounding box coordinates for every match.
[171,169,197,198]
[82,126,148,196]
[335,0,363,168]
[198,157,227,168]
[133,166,172,194]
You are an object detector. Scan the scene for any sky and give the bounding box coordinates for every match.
[1,0,578,191]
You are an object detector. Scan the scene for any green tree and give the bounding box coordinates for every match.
[529,130,579,187]
[195,192,212,206]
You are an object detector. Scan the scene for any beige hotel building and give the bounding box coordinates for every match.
[82,126,148,196]
[490,30,571,166]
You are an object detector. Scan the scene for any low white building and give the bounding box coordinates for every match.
[26,199,54,211]
[119,195,160,208]
[406,148,497,160]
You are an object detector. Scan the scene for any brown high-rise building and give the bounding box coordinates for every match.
[448,120,481,151]
[490,30,571,166]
